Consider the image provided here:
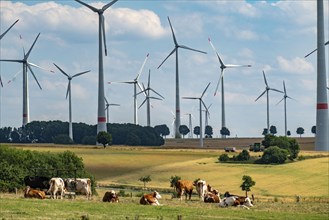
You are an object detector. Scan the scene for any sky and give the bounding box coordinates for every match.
[0,0,328,138]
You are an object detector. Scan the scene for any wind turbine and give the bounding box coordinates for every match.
[184,113,193,138]
[0,19,19,40]
[137,69,164,127]
[75,0,118,136]
[0,33,42,126]
[104,97,119,123]
[203,103,212,127]
[208,37,251,138]
[255,71,283,135]
[183,82,211,147]
[304,40,328,58]
[276,81,295,136]
[158,16,207,139]
[53,63,90,141]
[109,53,149,124]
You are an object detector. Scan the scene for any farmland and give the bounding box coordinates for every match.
[0,137,328,219]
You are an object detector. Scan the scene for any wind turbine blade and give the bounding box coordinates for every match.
[102,0,118,11]
[304,40,329,58]
[27,64,42,90]
[208,37,225,67]
[201,100,207,110]
[137,82,146,96]
[29,62,52,73]
[180,45,207,54]
[283,80,286,95]
[147,69,151,88]
[53,63,69,78]
[72,70,90,78]
[225,64,252,68]
[109,80,135,84]
[150,88,165,99]
[75,0,98,12]
[25,33,40,59]
[182,97,198,100]
[255,90,266,102]
[66,81,70,99]
[104,97,109,105]
[269,88,283,93]
[262,70,268,87]
[167,16,178,46]
[201,82,211,98]
[157,48,176,69]
[0,59,22,63]
[276,97,284,105]
[0,75,3,87]
[138,98,147,109]
[101,14,107,56]
[149,96,162,101]
[136,53,149,81]
[0,19,19,40]
[214,69,223,96]
[171,110,175,117]
[7,69,22,84]
[109,104,120,106]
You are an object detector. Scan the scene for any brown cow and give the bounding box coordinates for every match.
[175,180,193,200]
[24,186,46,199]
[102,190,119,203]
[204,189,220,203]
[140,191,162,205]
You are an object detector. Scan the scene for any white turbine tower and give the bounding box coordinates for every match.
[315,0,328,151]
[183,82,211,147]
[138,69,164,127]
[104,97,119,124]
[109,53,149,124]
[276,81,295,136]
[75,0,118,136]
[255,71,283,135]
[0,33,42,127]
[184,113,193,138]
[208,38,251,138]
[203,103,212,127]
[53,63,90,141]
[158,16,207,139]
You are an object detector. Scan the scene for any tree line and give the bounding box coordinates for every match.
[0,120,164,146]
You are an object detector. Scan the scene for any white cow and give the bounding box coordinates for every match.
[64,178,92,199]
[194,179,208,201]
[47,177,65,199]
[219,196,254,210]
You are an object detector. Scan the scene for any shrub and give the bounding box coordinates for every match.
[218,154,230,162]
[170,175,181,188]
[256,146,288,164]
[53,134,73,144]
[236,149,250,161]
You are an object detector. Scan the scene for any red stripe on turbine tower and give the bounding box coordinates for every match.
[98,117,106,123]
[317,103,328,109]
[176,109,180,113]
[23,114,27,117]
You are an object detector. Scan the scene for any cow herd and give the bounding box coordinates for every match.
[23,176,254,210]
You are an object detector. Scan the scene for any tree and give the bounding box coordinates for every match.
[269,125,277,135]
[179,125,190,138]
[311,126,316,136]
[53,134,73,144]
[287,130,291,136]
[256,146,288,164]
[154,124,170,139]
[236,149,250,161]
[218,154,230,162]
[296,127,304,138]
[139,175,151,189]
[96,131,112,148]
[220,127,230,137]
[193,126,200,138]
[170,175,181,191]
[262,128,268,136]
[205,125,213,138]
[240,175,255,197]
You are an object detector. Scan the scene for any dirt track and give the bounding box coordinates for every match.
[163,137,315,151]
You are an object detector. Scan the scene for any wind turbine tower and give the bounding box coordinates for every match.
[75,0,118,135]
[208,38,251,138]
[158,16,207,139]
[276,81,294,136]
[0,33,42,127]
[315,0,328,151]
[185,113,193,138]
[183,82,210,147]
[53,63,90,141]
[255,71,283,134]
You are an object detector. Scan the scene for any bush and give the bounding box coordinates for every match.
[236,149,250,161]
[256,146,288,164]
[219,154,230,162]
[53,134,73,144]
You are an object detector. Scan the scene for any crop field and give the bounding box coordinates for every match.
[1,139,328,219]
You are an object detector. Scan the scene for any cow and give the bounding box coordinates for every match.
[219,195,253,210]
[47,177,65,199]
[24,186,46,199]
[204,188,220,203]
[140,191,162,206]
[24,176,50,191]
[175,180,193,201]
[194,179,208,201]
[223,192,254,207]
[64,178,92,199]
[102,190,119,203]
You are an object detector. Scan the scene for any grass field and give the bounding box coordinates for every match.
[1,140,328,219]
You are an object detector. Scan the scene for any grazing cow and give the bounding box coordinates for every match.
[24,186,46,199]
[24,176,50,191]
[194,179,208,201]
[102,190,119,203]
[47,177,65,199]
[175,180,194,200]
[64,178,92,199]
[139,191,162,206]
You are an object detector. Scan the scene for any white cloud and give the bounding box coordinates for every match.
[276,56,314,74]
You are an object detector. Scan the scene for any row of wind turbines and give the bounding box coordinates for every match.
[1,1,328,147]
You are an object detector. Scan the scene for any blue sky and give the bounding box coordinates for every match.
[0,0,328,138]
